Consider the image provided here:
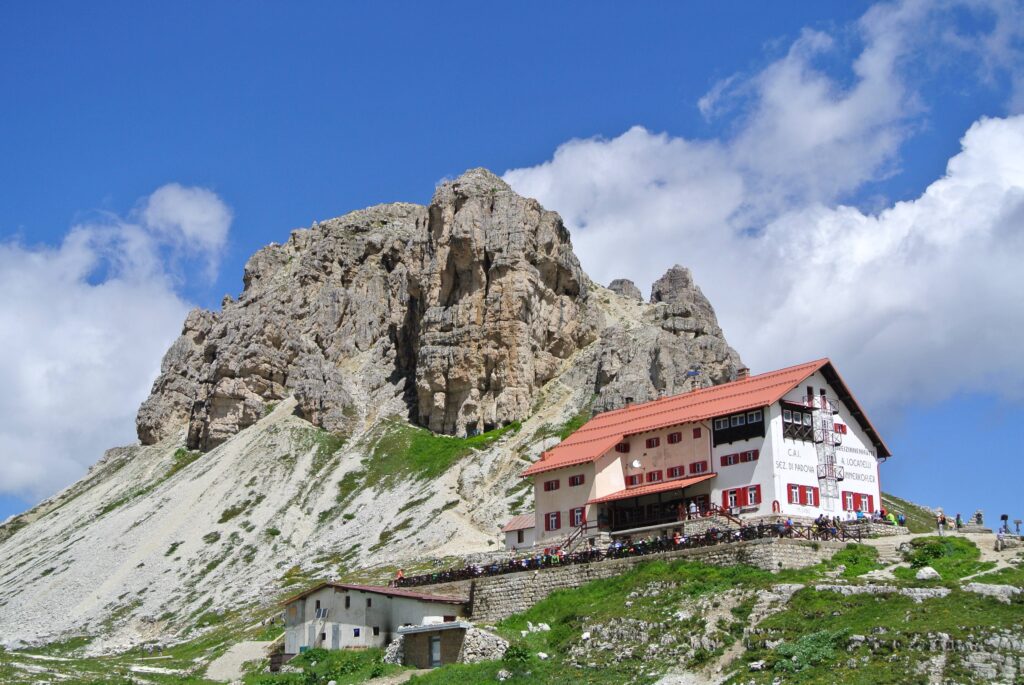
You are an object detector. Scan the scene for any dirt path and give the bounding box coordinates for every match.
[204,641,271,682]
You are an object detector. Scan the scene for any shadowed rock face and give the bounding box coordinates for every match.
[608,278,642,301]
[137,169,742,449]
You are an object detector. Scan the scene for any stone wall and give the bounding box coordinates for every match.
[425,538,843,623]
[840,520,909,537]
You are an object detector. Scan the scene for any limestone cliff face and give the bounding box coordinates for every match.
[137,168,740,450]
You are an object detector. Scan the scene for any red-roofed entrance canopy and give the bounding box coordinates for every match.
[587,473,716,505]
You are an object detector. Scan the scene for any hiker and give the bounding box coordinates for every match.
[937,513,945,536]
[955,513,963,529]
[688,500,698,519]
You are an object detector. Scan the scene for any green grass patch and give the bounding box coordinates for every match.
[365,418,520,485]
[824,543,882,578]
[165,541,183,557]
[202,531,221,544]
[892,536,994,581]
[218,495,265,523]
[242,647,401,684]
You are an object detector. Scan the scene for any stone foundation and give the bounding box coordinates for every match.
[426,537,843,623]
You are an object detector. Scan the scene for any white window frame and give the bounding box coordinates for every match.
[844,493,854,511]
[803,487,814,506]
[691,461,708,474]
[546,512,560,530]
[859,494,870,512]
[783,409,793,423]
[747,486,759,505]
[668,466,682,478]
[714,417,729,430]
[803,413,813,426]
[731,414,746,427]
[570,508,584,527]
[790,484,800,503]
[727,490,738,508]
[747,410,762,422]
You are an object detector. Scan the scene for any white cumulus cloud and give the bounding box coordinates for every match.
[0,185,232,502]
[504,0,1024,411]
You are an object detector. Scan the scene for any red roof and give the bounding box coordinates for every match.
[522,358,889,478]
[282,582,467,606]
[501,513,535,532]
[587,473,716,504]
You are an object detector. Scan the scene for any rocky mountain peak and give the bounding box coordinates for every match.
[137,171,741,450]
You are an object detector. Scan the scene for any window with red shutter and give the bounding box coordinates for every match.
[693,427,701,439]
[788,484,799,504]
[667,466,682,478]
[690,461,708,474]
[747,485,761,505]
[626,474,642,487]
[813,487,820,507]
[646,470,663,483]
[570,507,585,526]
[545,512,561,531]
[667,432,681,444]
[645,437,661,448]
[615,442,630,453]
[568,474,585,487]
[543,479,560,492]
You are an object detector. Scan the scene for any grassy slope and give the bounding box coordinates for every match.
[406,538,1022,685]
[3,537,1020,684]
[880,492,935,534]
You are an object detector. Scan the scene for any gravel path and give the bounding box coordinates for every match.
[205,641,271,682]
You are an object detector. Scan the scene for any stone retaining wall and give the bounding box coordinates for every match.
[840,520,909,537]
[426,538,843,623]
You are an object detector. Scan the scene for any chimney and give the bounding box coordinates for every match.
[736,367,750,380]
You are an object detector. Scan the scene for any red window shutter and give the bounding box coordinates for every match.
[720,455,727,468]
[752,449,759,460]
[554,512,561,530]
[738,487,748,507]
[722,491,730,508]
[693,427,701,439]
[813,487,821,507]
[867,495,874,512]
[754,484,762,505]
[841,491,849,511]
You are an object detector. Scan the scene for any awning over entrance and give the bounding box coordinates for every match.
[586,473,716,505]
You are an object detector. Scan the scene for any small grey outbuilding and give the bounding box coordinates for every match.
[281,583,468,660]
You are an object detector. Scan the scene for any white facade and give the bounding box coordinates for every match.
[283,585,466,655]
[526,367,885,544]
[504,526,536,551]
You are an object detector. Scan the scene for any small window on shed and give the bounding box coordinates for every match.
[373,626,380,636]
[366,597,372,608]
[320,632,326,642]
[315,600,321,610]
[353,628,361,637]
[345,596,351,609]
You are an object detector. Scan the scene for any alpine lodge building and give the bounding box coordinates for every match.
[513,359,891,547]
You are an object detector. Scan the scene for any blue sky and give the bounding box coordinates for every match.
[2,1,1023,524]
